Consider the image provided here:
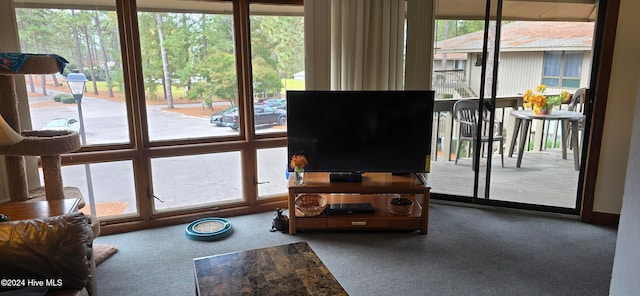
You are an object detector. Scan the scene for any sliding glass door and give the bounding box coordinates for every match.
[428,0,596,213]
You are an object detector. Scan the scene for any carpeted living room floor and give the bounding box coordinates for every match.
[94,202,617,296]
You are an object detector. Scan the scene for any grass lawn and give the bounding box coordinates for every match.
[283,78,305,91]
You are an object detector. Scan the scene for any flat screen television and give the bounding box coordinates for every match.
[287,90,435,180]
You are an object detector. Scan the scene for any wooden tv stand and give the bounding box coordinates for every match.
[287,172,430,234]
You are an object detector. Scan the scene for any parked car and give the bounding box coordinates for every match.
[41,118,80,132]
[219,106,287,130]
[210,106,238,126]
[263,98,286,110]
[254,97,281,106]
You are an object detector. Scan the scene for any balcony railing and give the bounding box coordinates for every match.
[430,96,574,163]
[432,69,476,99]
[430,66,587,165]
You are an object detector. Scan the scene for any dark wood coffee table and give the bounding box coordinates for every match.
[193,241,347,296]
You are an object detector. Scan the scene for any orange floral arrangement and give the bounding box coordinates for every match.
[290,154,308,171]
[523,84,571,114]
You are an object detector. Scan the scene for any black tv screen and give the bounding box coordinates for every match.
[286,90,435,174]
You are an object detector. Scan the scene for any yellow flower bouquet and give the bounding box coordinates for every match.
[523,84,571,115]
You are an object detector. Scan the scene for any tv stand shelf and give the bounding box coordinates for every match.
[287,172,430,234]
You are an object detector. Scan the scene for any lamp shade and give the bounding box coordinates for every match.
[0,115,23,145]
[66,72,88,95]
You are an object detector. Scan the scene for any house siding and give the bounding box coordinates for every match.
[464,50,592,97]
[497,52,543,96]
[436,21,595,97]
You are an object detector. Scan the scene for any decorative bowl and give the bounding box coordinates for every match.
[295,194,328,217]
[388,197,414,216]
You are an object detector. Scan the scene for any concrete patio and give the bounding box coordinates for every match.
[428,148,580,209]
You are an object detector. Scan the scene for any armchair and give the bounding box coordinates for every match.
[453,100,504,168]
[0,212,97,296]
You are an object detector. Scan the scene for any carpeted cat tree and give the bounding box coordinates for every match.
[0,53,81,202]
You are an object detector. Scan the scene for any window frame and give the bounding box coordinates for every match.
[9,0,300,234]
[542,50,583,88]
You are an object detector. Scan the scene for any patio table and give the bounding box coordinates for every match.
[508,110,584,170]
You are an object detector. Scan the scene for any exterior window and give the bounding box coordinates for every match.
[151,152,244,212]
[249,8,305,135]
[59,161,137,218]
[257,147,289,199]
[17,6,129,146]
[138,8,239,142]
[250,4,304,200]
[542,51,583,88]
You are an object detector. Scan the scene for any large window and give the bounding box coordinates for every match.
[542,51,583,88]
[11,1,303,231]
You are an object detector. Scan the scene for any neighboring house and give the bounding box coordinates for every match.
[293,71,305,80]
[433,21,595,98]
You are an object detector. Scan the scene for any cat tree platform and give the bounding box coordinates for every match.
[0,53,78,202]
[0,130,80,200]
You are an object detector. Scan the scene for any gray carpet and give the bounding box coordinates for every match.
[94,202,617,296]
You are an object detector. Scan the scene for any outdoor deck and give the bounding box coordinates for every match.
[427,148,580,209]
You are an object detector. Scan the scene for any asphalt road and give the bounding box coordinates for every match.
[29,94,239,143]
[28,91,289,214]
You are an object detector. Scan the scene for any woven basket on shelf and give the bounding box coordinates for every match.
[388,197,414,216]
[295,194,327,217]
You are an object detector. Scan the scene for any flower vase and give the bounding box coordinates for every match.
[294,168,304,185]
[534,105,553,115]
